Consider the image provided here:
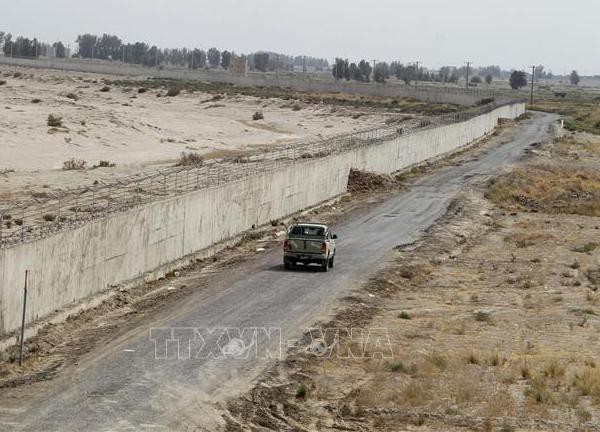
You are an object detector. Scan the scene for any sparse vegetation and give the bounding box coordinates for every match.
[42,214,56,222]
[99,86,110,92]
[572,242,598,253]
[0,80,6,86]
[166,88,180,97]
[295,385,307,399]
[389,361,407,373]
[47,114,63,127]
[62,158,87,170]
[486,165,600,216]
[94,160,116,168]
[65,93,78,101]
[177,152,203,166]
[398,311,411,320]
[252,111,264,121]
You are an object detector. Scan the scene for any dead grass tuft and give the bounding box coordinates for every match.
[47,114,63,127]
[176,152,203,166]
[62,158,87,170]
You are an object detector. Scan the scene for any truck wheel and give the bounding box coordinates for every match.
[328,255,335,268]
[284,258,291,270]
[321,259,329,272]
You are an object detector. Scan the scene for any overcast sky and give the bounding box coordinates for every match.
[3,0,599,74]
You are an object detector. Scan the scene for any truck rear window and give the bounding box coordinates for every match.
[290,226,325,237]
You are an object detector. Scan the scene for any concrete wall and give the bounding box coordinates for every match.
[0,103,525,337]
[0,56,503,106]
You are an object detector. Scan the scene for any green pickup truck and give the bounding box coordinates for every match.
[283,223,337,272]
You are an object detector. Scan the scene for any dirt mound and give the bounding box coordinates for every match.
[347,169,401,194]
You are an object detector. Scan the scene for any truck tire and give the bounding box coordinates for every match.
[321,259,329,272]
[284,258,291,270]
[328,254,335,268]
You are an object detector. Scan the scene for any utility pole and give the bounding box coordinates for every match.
[465,61,471,90]
[414,61,420,87]
[122,45,125,63]
[530,65,536,105]
[155,48,159,68]
[372,59,377,83]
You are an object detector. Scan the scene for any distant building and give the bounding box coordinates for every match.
[231,56,247,75]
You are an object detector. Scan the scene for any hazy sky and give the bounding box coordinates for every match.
[3,0,599,74]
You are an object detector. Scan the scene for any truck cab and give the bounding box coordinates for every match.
[283,223,337,272]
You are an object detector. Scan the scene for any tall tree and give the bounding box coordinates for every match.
[253,52,269,72]
[53,41,66,58]
[332,58,350,81]
[358,60,372,82]
[221,50,232,69]
[509,70,528,89]
[76,34,98,58]
[188,49,207,69]
[207,47,221,68]
[570,70,580,86]
[534,65,545,81]
[2,33,13,56]
[96,34,122,60]
[485,74,493,85]
[374,63,386,83]
[348,62,361,81]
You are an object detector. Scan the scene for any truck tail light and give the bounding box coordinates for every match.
[321,242,327,253]
[284,240,290,251]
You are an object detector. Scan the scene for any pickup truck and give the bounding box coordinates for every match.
[283,223,337,272]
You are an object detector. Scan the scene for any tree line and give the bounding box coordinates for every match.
[332,59,468,84]
[0,31,329,72]
[0,30,582,87]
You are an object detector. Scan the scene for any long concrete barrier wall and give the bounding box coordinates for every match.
[0,102,525,337]
[0,56,506,106]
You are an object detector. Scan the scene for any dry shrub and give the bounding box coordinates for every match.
[43,214,56,222]
[177,152,203,166]
[62,158,87,170]
[47,114,63,127]
[574,367,600,401]
[504,232,546,248]
[65,93,78,101]
[166,88,180,97]
[399,381,430,406]
[95,160,116,168]
[486,165,600,216]
[252,111,264,121]
[0,80,6,86]
[99,86,110,92]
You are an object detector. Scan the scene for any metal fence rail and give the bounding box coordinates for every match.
[0,101,519,248]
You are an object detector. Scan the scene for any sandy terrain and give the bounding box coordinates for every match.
[0,67,392,200]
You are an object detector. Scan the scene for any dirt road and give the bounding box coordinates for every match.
[0,113,556,431]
